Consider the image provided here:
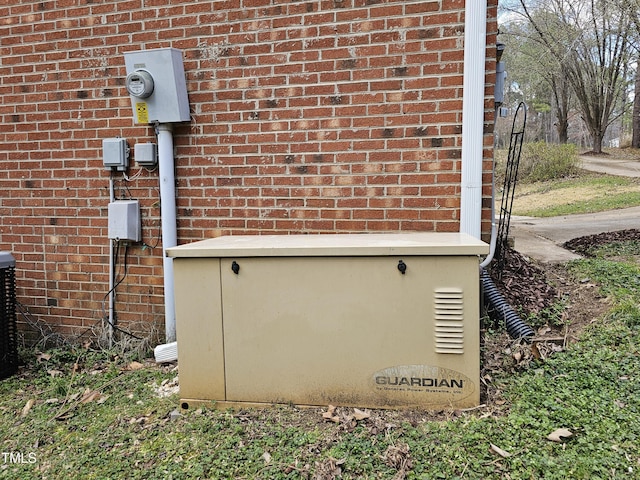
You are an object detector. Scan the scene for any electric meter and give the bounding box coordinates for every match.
[123,48,190,123]
[125,70,154,98]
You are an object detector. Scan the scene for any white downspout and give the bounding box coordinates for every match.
[460,0,488,240]
[157,123,177,343]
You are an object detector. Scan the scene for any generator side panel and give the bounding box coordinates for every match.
[219,255,480,409]
[174,258,225,403]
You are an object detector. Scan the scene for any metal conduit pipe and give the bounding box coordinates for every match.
[481,268,535,341]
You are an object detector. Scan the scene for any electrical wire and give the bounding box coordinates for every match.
[122,167,144,182]
[101,242,142,340]
[116,182,134,201]
[114,174,162,250]
[74,241,142,342]
[142,190,162,250]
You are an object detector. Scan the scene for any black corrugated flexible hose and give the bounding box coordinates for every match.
[481,268,534,341]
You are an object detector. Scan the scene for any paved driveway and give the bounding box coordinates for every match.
[510,206,640,263]
[580,155,640,177]
[508,155,640,263]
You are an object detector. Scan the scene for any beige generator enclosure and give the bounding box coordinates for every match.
[167,233,489,410]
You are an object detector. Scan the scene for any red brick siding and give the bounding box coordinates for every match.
[0,0,498,337]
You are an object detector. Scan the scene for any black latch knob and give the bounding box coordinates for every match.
[231,261,240,274]
[397,260,407,274]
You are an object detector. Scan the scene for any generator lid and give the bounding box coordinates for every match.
[167,233,489,258]
[0,252,15,268]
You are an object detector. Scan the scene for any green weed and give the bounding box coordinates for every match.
[522,298,569,329]
[568,258,640,300]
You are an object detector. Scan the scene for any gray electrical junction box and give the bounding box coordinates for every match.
[134,142,157,167]
[108,200,141,242]
[102,138,129,171]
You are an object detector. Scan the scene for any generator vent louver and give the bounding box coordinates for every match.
[0,252,17,380]
[434,288,464,354]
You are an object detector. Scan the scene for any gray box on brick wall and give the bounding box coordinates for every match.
[108,200,141,242]
[124,48,190,124]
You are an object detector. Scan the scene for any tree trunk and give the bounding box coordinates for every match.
[556,116,569,144]
[632,65,640,148]
[592,132,603,154]
[553,74,570,144]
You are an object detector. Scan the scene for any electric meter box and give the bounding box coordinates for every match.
[124,48,190,124]
[167,233,489,410]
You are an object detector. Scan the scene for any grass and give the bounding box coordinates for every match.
[496,144,640,217]
[1,240,639,478]
[569,237,640,264]
[511,174,640,217]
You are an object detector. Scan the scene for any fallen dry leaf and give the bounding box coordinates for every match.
[322,412,340,423]
[21,399,35,417]
[47,369,63,377]
[80,389,101,404]
[382,443,412,474]
[262,452,272,464]
[531,343,542,361]
[547,428,573,442]
[490,443,511,458]
[322,405,339,423]
[36,352,51,362]
[537,325,552,336]
[353,408,370,421]
[315,457,344,479]
[125,361,144,371]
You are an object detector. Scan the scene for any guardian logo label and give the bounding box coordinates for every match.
[371,365,474,401]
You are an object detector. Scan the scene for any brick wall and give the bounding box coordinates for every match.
[0,0,498,339]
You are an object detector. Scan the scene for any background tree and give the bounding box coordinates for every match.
[634,59,640,148]
[503,0,634,153]
[622,0,640,148]
[501,15,574,143]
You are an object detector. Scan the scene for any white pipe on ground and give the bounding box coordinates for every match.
[157,123,177,343]
[460,0,488,240]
